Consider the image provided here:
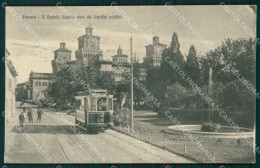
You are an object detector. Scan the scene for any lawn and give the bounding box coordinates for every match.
[113,110,255,163]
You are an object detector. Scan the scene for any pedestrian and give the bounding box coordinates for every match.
[37,108,43,123]
[27,108,33,123]
[19,111,25,127]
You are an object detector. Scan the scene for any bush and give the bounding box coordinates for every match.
[201,122,221,132]
[112,108,129,126]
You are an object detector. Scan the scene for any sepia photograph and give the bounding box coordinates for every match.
[4,4,257,164]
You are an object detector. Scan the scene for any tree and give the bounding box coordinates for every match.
[145,66,163,108]
[145,32,186,103]
[219,80,255,112]
[48,69,78,109]
[160,32,185,87]
[185,45,200,86]
[200,38,256,85]
[166,83,190,108]
[115,64,146,109]
[95,72,116,95]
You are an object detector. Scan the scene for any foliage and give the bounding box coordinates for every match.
[200,38,256,85]
[145,32,185,105]
[48,63,116,109]
[48,69,78,109]
[185,45,200,86]
[112,108,129,126]
[166,83,190,108]
[219,80,255,112]
[201,122,221,132]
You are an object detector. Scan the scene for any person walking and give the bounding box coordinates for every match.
[27,108,33,123]
[19,112,25,127]
[37,108,43,123]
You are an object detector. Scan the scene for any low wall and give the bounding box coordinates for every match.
[164,125,254,139]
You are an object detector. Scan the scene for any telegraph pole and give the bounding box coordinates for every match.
[130,36,134,132]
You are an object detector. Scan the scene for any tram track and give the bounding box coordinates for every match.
[43,109,97,163]
[43,109,155,163]
[44,119,70,163]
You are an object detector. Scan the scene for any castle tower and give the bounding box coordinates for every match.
[143,36,167,67]
[117,46,122,55]
[112,46,128,63]
[52,42,72,73]
[75,25,103,66]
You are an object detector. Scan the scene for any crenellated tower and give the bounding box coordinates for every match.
[75,25,103,66]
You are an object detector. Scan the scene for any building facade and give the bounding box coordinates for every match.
[143,36,167,68]
[5,48,18,117]
[16,82,29,101]
[98,61,130,82]
[29,72,54,103]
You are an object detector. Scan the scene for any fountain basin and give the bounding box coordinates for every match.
[164,125,254,138]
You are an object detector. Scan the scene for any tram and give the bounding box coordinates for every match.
[75,90,113,132]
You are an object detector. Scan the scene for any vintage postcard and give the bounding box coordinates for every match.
[4,4,257,164]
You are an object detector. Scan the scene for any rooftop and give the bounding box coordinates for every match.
[112,54,128,58]
[145,43,167,47]
[54,48,72,52]
[30,72,54,79]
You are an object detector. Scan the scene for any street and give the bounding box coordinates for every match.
[4,102,194,163]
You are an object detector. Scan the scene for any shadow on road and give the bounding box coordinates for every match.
[11,124,83,134]
[10,124,107,135]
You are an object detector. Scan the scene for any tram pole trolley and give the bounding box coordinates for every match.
[75,90,113,132]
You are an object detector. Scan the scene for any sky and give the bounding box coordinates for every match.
[6,5,256,84]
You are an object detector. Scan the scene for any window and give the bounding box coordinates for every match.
[97,98,107,111]
[90,98,96,111]
[36,82,38,86]
[75,100,81,110]
[39,82,41,86]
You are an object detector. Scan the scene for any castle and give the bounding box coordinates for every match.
[22,25,167,104]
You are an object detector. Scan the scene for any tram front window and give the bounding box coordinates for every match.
[75,100,82,110]
[97,98,107,111]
